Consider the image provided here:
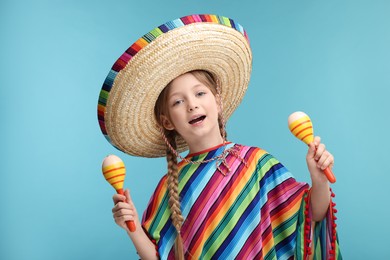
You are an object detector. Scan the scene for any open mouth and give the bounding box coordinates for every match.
[189,115,206,124]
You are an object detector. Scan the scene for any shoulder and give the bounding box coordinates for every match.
[232,143,276,167]
[150,174,168,197]
[234,143,283,167]
[234,143,271,158]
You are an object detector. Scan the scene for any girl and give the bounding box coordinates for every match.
[98,15,341,259]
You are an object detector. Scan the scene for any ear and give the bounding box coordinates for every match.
[160,115,175,130]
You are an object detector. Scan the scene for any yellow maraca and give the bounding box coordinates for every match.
[288,111,336,183]
[102,155,136,232]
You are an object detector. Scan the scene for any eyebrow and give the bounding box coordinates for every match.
[168,84,204,98]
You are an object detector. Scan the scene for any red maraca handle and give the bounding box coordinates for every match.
[117,189,136,232]
[323,167,336,183]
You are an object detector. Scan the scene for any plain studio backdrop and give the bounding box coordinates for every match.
[1,0,389,259]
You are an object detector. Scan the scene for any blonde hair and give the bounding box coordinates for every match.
[154,70,226,259]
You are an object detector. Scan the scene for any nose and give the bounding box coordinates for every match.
[188,105,199,112]
[187,96,199,112]
[187,99,199,112]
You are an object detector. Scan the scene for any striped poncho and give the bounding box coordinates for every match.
[142,143,341,259]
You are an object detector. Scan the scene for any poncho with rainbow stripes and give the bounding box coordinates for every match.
[142,143,341,259]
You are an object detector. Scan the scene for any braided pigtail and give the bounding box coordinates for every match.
[218,116,227,140]
[165,130,185,260]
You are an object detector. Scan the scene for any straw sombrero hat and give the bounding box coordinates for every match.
[97,14,252,158]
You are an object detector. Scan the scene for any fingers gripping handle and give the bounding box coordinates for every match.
[117,189,136,232]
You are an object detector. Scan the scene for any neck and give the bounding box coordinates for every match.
[186,134,225,154]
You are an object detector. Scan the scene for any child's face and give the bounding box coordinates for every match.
[161,72,222,144]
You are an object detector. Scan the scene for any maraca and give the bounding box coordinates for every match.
[102,155,136,232]
[288,111,336,183]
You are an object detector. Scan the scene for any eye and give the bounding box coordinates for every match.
[196,91,207,97]
[172,99,184,106]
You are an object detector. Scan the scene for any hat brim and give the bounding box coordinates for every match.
[98,14,252,157]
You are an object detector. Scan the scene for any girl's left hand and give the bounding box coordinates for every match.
[306,136,334,182]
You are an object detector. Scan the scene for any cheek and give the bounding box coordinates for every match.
[209,100,220,114]
[168,110,182,124]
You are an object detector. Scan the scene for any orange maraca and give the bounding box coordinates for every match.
[102,155,136,232]
[288,111,336,183]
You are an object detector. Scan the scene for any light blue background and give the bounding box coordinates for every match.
[2,0,389,259]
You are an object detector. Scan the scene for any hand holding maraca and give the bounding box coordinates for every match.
[102,155,137,232]
[288,112,336,183]
[306,136,335,183]
[112,188,139,233]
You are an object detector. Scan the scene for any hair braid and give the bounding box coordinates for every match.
[218,117,227,140]
[165,131,185,260]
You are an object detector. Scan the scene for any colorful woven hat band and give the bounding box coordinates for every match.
[98,14,252,157]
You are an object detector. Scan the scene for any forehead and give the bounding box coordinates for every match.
[168,73,205,95]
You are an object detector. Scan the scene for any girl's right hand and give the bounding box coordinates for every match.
[112,189,139,232]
